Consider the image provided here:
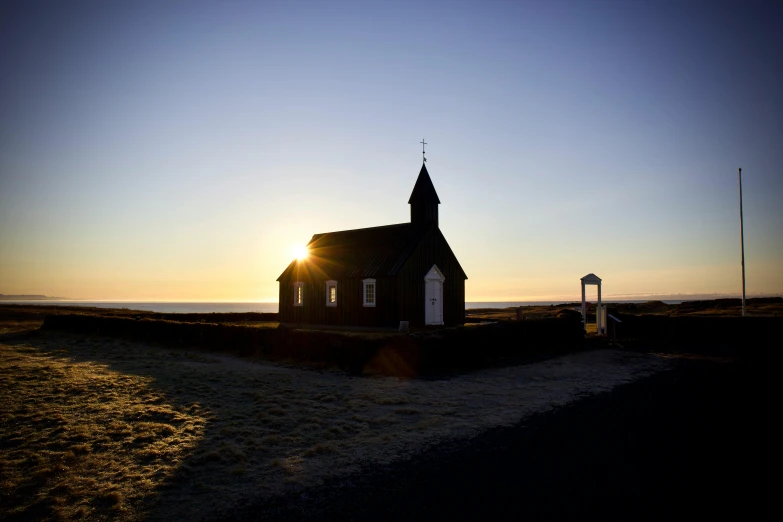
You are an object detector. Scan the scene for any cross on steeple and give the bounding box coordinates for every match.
[420,138,427,162]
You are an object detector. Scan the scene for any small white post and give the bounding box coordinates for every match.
[597,282,603,334]
[581,282,587,332]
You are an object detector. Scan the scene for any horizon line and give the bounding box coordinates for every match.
[2,293,781,304]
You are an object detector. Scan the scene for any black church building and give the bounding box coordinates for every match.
[277,164,467,328]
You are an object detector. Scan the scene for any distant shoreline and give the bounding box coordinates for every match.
[1,297,780,315]
[0,295,66,301]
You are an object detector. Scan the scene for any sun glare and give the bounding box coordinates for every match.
[293,244,309,260]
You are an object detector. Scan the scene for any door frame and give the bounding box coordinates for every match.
[424,264,445,325]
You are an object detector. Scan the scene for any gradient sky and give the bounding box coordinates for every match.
[1,0,781,302]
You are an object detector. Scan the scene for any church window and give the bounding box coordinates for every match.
[326,280,337,306]
[363,279,376,307]
[294,282,304,306]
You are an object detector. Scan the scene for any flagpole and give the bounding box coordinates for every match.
[738,167,746,317]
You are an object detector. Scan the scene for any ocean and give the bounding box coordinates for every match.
[0,299,689,314]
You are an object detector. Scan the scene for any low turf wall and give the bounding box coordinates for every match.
[98,311,280,323]
[613,314,783,358]
[41,314,585,377]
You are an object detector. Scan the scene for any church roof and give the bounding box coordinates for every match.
[408,164,441,204]
[277,222,437,281]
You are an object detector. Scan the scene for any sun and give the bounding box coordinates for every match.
[292,244,309,260]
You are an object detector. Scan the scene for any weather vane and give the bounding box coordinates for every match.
[420,138,427,162]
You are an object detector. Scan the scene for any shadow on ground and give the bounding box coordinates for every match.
[244,357,772,521]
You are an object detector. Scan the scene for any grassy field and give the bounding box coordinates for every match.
[0,324,670,520]
[0,341,205,520]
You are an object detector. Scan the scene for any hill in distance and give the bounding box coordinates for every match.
[0,294,67,300]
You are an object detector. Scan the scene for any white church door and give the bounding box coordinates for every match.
[424,265,445,325]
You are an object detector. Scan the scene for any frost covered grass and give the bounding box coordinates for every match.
[0,331,672,520]
[0,341,206,520]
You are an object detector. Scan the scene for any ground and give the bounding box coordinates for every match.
[2,300,773,520]
[1,329,669,520]
[264,356,770,521]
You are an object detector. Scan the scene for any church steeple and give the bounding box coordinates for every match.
[408,163,440,226]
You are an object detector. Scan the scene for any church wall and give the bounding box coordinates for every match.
[278,276,400,328]
[279,229,465,328]
[397,228,466,327]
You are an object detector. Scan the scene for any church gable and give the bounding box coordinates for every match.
[398,226,467,281]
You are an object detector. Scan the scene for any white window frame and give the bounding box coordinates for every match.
[293,282,304,307]
[362,278,376,307]
[325,280,337,307]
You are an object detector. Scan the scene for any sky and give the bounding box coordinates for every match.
[1,0,781,302]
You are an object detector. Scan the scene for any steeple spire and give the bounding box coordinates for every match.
[409,163,440,226]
